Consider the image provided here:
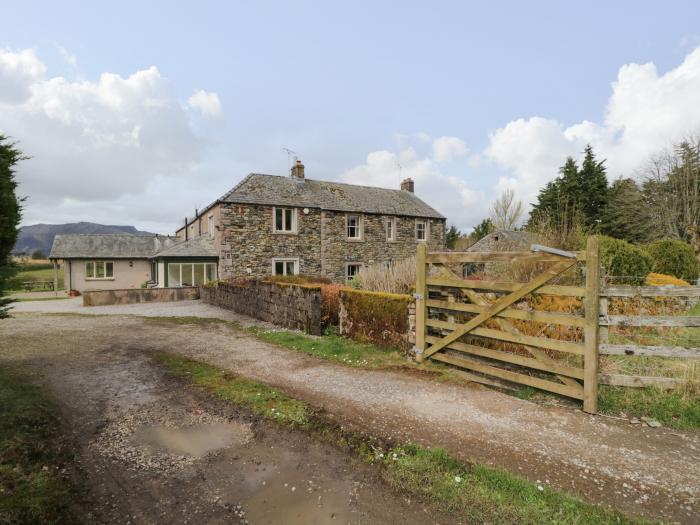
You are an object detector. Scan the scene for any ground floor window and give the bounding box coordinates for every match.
[272,258,298,276]
[86,260,114,279]
[346,263,362,282]
[167,262,217,287]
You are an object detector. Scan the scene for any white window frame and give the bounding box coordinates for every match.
[415,219,428,242]
[386,217,397,242]
[272,207,298,233]
[346,214,363,240]
[271,257,299,276]
[208,215,214,238]
[167,262,217,287]
[85,260,114,280]
[345,262,362,282]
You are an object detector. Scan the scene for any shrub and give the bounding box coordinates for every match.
[645,239,699,283]
[319,283,343,328]
[267,274,332,285]
[355,257,415,294]
[340,289,412,351]
[645,272,690,287]
[599,236,652,285]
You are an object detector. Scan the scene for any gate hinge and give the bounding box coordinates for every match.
[412,293,424,300]
[412,347,423,356]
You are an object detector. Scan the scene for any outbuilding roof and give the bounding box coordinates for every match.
[217,174,445,219]
[50,234,179,259]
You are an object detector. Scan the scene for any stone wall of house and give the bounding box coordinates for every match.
[82,286,199,306]
[200,280,322,335]
[217,202,446,284]
[321,211,445,282]
[218,203,323,279]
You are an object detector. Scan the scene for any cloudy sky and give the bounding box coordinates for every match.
[3,1,700,233]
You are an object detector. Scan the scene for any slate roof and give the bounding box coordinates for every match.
[217,174,445,219]
[153,236,218,258]
[50,234,181,259]
[467,230,537,252]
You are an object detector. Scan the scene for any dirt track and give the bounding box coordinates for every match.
[2,312,699,523]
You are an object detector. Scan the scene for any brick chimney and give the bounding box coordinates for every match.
[400,177,414,193]
[290,159,305,180]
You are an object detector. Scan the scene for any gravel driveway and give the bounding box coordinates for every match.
[3,309,699,523]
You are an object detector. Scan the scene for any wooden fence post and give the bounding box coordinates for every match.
[415,243,428,362]
[583,235,600,413]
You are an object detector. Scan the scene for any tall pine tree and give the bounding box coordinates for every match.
[600,178,652,244]
[0,135,24,318]
[527,145,608,232]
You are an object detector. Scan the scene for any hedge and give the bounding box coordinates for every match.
[339,289,412,351]
[645,239,699,283]
[599,236,652,285]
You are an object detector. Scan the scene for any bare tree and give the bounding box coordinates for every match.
[489,189,524,230]
[643,133,700,252]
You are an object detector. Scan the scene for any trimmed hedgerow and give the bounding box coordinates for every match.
[599,236,652,284]
[645,239,699,283]
[340,289,412,351]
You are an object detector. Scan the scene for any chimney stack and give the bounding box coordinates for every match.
[400,177,414,193]
[290,159,305,180]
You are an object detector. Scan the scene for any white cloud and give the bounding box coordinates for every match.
[432,136,469,163]
[187,89,223,120]
[0,49,222,232]
[485,46,700,207]
[0,48,46,103]
[340,147,486,230]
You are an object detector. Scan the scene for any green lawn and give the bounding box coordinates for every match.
[6,265,64,292]
[0,367,73,524]
[154,352,645,525]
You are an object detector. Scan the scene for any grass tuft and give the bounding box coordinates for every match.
[152,352,309,426]
[0,367,73,524]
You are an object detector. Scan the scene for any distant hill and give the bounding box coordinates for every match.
[13,222,155,256]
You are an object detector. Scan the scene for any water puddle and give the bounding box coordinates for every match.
[131,421,251,457]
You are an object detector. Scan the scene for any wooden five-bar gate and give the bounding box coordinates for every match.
[414,237,601,413]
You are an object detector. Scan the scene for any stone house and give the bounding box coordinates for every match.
[177,160,446,283]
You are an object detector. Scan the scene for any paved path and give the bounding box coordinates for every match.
[4,307,699,523]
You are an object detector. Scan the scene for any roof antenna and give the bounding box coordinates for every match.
[395,158,402,186]
[282,147,297,172]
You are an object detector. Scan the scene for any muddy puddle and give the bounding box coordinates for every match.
[131,421,251,457]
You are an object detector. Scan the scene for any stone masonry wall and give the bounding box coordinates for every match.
[218,202,446,284]
[218,203,322,279]
[200,280,322,335]
[82,286,199,306]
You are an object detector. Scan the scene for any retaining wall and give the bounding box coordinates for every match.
[82,286,199,306]
[200,280,322,335]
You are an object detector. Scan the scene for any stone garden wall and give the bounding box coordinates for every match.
[83,287,199,306]
[200,280,322,335]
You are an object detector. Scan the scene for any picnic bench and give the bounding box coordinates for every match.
[23,281,54,291]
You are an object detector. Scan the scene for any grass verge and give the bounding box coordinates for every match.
[153,351,644,524]
[0,367,73,524]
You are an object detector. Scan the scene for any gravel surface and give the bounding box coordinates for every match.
[3,311,699,523]
[9,297,269,327]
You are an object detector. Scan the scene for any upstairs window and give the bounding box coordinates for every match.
[386,217,396,241]
[346,214,362,239]
[416,220,428,241]
[86,261,114,279]
[272,258,298,276]
[274,207,296,233]
[208,215,214,238]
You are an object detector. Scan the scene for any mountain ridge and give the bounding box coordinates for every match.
[14,222,156,256]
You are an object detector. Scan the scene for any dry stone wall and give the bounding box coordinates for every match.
[200,280,322,335]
